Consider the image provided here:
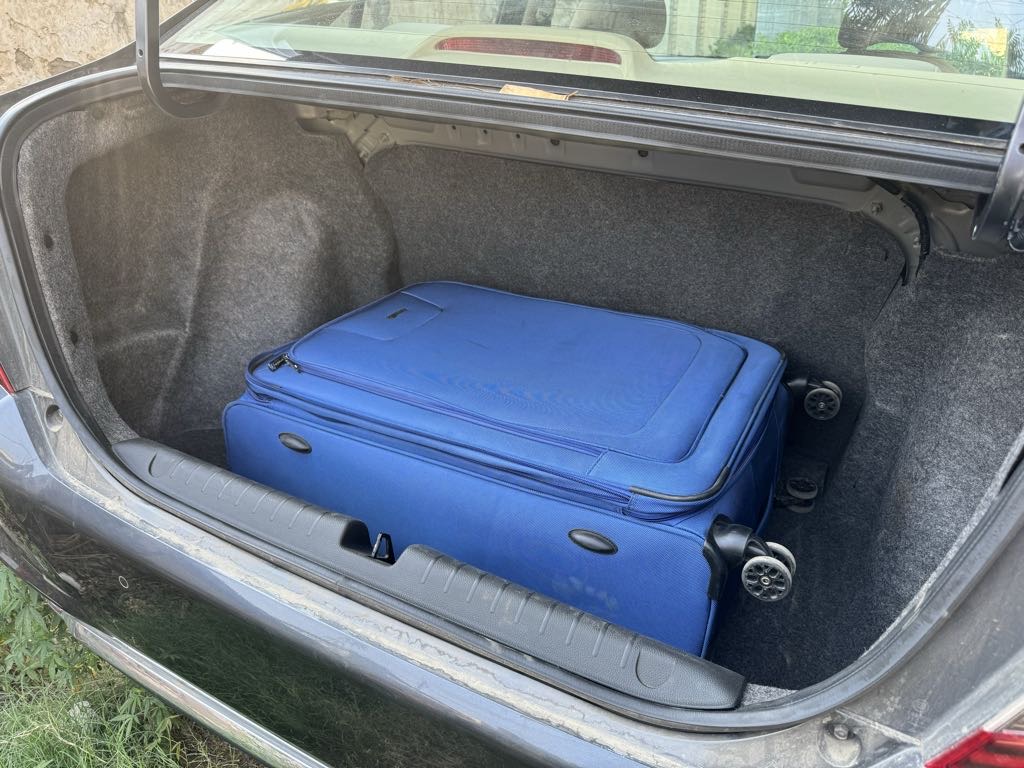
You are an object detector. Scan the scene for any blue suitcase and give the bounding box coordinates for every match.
[224,282,790,656]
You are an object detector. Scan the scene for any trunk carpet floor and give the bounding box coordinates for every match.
[711,251,1024,687]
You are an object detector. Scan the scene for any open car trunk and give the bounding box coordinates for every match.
[11,93,1024,703]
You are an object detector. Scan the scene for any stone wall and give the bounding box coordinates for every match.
[0,0,192,93]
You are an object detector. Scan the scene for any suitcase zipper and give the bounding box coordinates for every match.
[249,349,758,518]
[267,354,301,373]
[261,353,606,457]
[244,372,635,509]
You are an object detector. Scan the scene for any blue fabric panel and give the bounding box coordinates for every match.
[226,282,789,655]
[248,283,785,497]
[225,400,717,654]
[290,283,722,452]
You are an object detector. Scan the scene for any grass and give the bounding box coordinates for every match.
[0,566,261,768]
[0,512,516,768]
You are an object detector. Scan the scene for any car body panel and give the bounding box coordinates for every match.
[62,612,334,768]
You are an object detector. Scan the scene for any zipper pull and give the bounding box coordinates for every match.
[268,354,301,373]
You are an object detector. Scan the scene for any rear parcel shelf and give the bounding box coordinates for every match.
[113,439,746,714]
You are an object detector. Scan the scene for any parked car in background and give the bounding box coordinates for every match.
[1,0,1024,765]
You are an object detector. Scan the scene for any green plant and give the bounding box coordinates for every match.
[753,26,845,56]
[712,25,844,59]
[710,24,756,58]
[0,566,260,767]
[0,567,92,689]
[0,671,183,768]
[941,18,1021,77]
[712,13,1024,80]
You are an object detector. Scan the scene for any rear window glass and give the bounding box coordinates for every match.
[168,0,1024,123]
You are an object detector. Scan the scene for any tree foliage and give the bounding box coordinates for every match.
[711,13,1023,79]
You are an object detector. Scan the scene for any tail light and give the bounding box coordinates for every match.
[435,37,622,64]
[927,714,1024,768]
[0,363,13,395]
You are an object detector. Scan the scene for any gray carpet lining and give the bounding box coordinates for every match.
[16,97,174,444]
[55,97,396,451]
[711,249,1024,686]
[14,95,1024,688]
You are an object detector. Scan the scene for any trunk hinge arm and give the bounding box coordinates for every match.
[973,100,1024,251]
[135,0,228,118]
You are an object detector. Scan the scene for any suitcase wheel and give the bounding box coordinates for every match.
[766,541,796,577]
[742,555,793,602]
[820,380,843,399]
[783,498,816,514]
[785,476,819,501]
[804,385,842,420]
